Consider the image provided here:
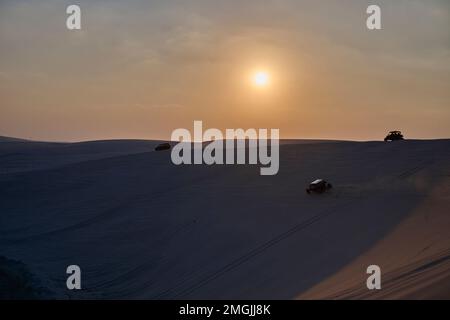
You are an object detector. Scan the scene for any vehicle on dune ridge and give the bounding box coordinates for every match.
[384,131,404,142]
[155,143,171,151]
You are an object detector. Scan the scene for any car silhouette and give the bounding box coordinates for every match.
[154,143,171,151]
[384,131,404,142]
[306,179,333,194]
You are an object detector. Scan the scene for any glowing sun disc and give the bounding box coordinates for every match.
[253,71,269,87]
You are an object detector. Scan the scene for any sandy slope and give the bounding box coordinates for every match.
[0,138,449,299]
[299,178,450,299]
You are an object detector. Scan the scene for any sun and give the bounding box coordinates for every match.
[252,71,270,87]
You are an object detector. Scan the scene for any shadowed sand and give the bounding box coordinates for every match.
[0,137,449,299]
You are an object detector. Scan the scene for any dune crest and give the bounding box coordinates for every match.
[0,138,449,299]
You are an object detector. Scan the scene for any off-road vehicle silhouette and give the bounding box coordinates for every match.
[306,179,333,194]
[155,143,171,151]
[384,131,404,141]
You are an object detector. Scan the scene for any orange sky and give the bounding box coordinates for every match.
[0,0,449,142]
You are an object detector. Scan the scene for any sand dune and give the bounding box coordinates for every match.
[0,138,449,299]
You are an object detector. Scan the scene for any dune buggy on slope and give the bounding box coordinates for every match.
[306,179,333,194]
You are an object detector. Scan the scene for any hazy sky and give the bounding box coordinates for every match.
[1,0,449,141]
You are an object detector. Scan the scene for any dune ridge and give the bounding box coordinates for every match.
[0,138,449,299]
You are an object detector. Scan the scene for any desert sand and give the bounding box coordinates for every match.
[0,137,449,299]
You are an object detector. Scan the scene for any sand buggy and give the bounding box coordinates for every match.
[155,143,171,151]
[384,131,404,142]
[306,179,333,194]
